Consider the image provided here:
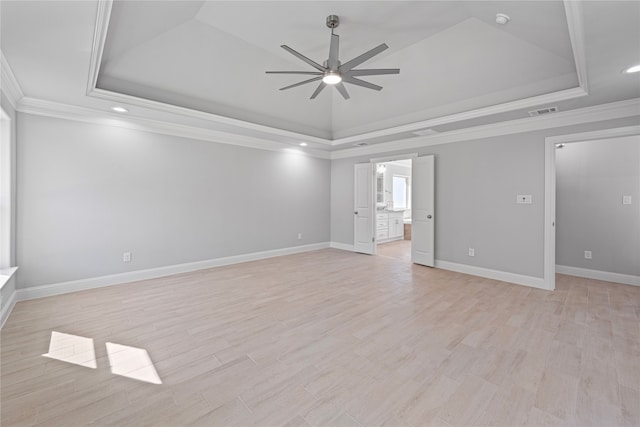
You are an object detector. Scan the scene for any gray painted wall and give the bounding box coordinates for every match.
[331,117,640,279]
[17,114,330,288]
[13,111,640,289]
[556,135,640,276]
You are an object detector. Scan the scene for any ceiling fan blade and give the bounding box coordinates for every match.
[281,45,325,72]
[280,76,323,91]
[335,82,350,100]
[343,76,383,91]
[339,43,388,73]
[328,34,340,70]
[345,68,400,77]
[266,71,323,75]
[310,82,327,99]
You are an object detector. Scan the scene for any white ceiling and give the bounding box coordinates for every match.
[97,1,577,139]
[1,1,639,153]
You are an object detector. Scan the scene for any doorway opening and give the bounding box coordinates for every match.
[353,153,434,266]
[544,125,640,290]
[374,159,412,261]
[555,135,640,286]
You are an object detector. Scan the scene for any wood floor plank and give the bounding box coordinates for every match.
[436,373,498,427]
[2,241,637,426]
[535,369,579,422]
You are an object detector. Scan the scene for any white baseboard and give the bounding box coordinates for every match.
[16,242,330,302]
[329,242,355,252]
[556,265,640,286]
[435,260,550,290]
[328,243,549,290]
[377,236,405,244]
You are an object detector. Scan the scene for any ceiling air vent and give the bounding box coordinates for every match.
[528,106,559,117]
[413,128,440,137]
[354,142,369,146]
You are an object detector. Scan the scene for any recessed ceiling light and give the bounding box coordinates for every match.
[624,64,640,74]
[495,13,510,25]
[299,142,308,147]
[111,106,128,113]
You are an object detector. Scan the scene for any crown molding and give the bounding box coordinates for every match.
[330,87,588,146]
[86,0,113,96]
[330,98,640,159]
[564,0,589,93]
[85,0,590,148]
[14,96,639,162]
[17,97,330,159]
[88,88,334,146]
[86,0,332,146]
[0,51,24,109]
[333,0,590,146]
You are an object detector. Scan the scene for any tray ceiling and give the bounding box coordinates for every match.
[97,1,579,140]
[2,1,638,153]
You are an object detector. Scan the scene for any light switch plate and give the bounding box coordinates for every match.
[517,195,532,204]
[623,195,632,205]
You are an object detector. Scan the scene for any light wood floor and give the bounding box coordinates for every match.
[2,242,639,426]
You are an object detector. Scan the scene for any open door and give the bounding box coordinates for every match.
[353,163,375,254]
[412,155,435,266]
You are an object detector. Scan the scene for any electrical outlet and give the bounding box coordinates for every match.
[584,250,592,260]
[297,233,302,240]
[123,252,131,263]
[517,195,532,204]
[623,195,632,205]
[468,248,475,257]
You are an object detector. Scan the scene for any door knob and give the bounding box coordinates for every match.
[427,215,432,219]
[354,211,358,215]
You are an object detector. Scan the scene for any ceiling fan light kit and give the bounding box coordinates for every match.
[322,71,342,85]
[266,15,400,100]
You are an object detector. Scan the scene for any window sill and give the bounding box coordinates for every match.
[0,267,18,291]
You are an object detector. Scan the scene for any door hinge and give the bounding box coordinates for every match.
[372,237,375,242]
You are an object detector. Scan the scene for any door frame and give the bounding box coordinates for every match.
[369,153,418,249]
[353,163,376,255]
[544,125,640,291]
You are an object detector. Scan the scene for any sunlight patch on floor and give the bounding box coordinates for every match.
[106,342,162,384]
[42,331,97,369]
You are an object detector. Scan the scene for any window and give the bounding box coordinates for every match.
[392,175,410,209]
[0,107,12,269]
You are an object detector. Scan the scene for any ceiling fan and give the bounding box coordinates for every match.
[266,15,400,100]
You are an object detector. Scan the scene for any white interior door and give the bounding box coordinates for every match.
[412,155,435,266]
[353,163,375,255]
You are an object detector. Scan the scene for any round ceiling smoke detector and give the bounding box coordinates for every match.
[495,13,511,25]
